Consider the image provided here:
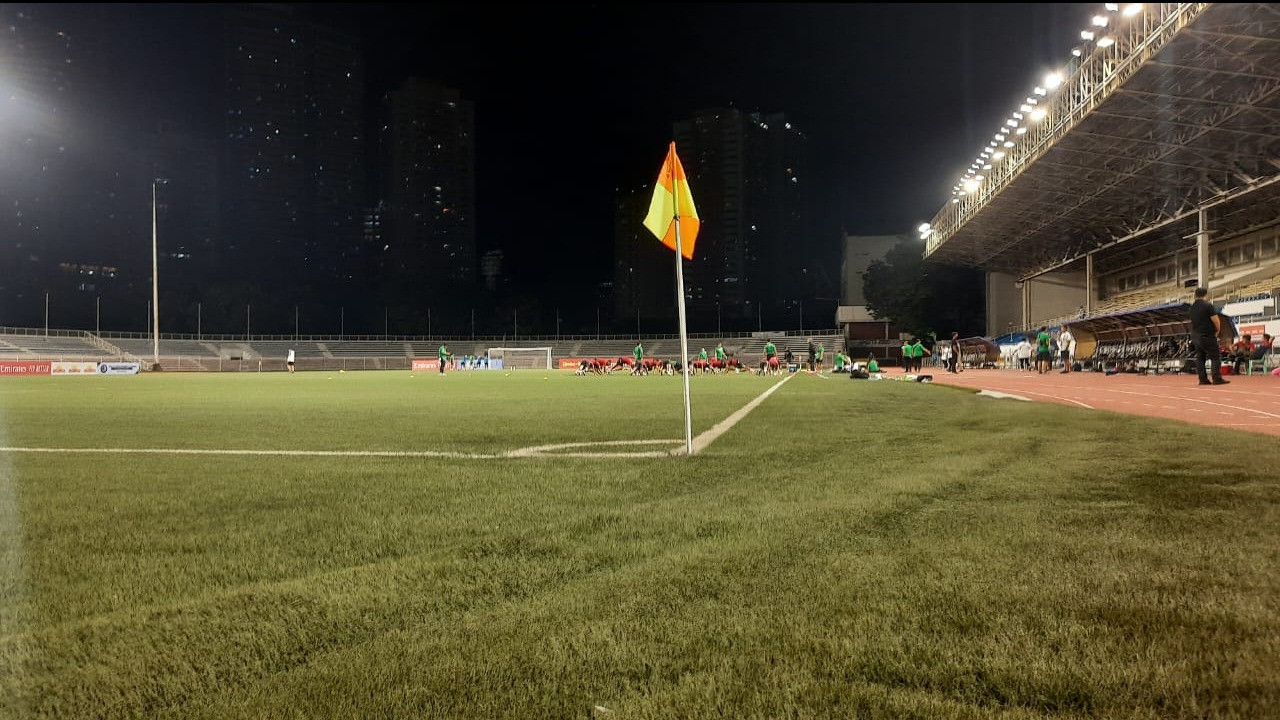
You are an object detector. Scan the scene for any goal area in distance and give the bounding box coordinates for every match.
[487,347,553,370]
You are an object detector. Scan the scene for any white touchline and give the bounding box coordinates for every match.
[0,446,499,459]
[0,376,796,461]
[687,374,792,455]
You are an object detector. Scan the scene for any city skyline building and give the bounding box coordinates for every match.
[379,78,477,291]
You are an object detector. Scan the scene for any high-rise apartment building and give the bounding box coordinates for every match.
[221,4,365,290]
[379,78,476,289]
[672,109,811,330]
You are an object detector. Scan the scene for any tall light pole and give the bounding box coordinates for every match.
[95,295,100,336]
[799,300,804,333]
[246,304,251,339]
[44,292,49,336]
[151,179,164,367]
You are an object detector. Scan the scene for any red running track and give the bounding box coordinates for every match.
[922,367,1280,438]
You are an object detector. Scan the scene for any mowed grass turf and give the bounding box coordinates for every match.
[1,370,1278,718]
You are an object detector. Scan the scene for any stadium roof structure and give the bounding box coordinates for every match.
[921,3,1280,280]
[1064,301,1237,343]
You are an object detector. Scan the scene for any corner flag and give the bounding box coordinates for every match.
[642,142,700,260]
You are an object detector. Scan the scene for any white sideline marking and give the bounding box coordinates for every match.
[977,390,1031,402]
[0,377,796,461]
[504,439,682,458]
[688,375,792,455]
[0,446,499,459]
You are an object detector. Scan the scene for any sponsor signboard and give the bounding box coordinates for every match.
[559,358,584,370]
[412,358,440,371]
[51,361,100,376]
[97,362,140,375]
[0,361,51,376]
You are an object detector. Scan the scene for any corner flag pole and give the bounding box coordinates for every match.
[673,171,694,455]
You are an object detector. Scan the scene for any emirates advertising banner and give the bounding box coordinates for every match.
[0,361,52,376]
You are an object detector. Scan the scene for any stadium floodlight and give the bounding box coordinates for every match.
[995,133,1006,141]
[1005,119,1018,127]
[982,164,991,170]
[1122,4,1143,17]
[992,151,1006,160]
[1104,2,1119,10]
[1092,15,1109,27]
[1080,29,1095,41]
[1044,72,1063,90]
[1097,36,1115,48]
[963,178,980,193]
[1020,104,1032,112]
[1003,141,1015,147]
[1072,47,1084,57]
[1034,86,1047,96]
[1030,108,1047,122]
[1015,127,1027,135]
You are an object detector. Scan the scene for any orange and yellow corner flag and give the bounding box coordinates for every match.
[642,141,700,260]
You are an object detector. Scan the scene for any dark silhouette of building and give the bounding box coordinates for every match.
[379,78,476,290]
[614,187,673,332]
[672,108,813,331]
[220,4,365,296]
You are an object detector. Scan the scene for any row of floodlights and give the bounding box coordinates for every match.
[927,2,1145,235]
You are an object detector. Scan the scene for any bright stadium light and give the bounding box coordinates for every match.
[1104,2,1119,10]
[1080,29,1095,41]
[1097,36,1115,48]
[1072,47,1084,57]
[1092,15,1110,27]
[1030,108,1047,122]
[1003,140,1015,147]
[917,222,931,235]
[1122,4,1143,17]
[963,178,980,193]
[982,164,991,170]
[1015,127,1027,135]
[992,150,1006,160]
[995,133,1006,141]
[1020,104,1032,112]
[1034,86,1047,96]
[1044,72,1063,89]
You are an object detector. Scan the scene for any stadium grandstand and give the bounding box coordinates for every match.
[0,326,843,373]
[918,3,1280,372]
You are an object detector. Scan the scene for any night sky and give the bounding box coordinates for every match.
[25,3,1097,300]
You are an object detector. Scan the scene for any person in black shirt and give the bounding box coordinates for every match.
[1188,286,1228,385]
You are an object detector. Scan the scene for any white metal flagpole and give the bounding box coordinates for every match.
[672,166,694,456]
[151,179,160,368]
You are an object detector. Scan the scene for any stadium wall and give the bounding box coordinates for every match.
[987,270,1086,337]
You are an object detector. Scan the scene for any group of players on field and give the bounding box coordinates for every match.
[575,339,851,377]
